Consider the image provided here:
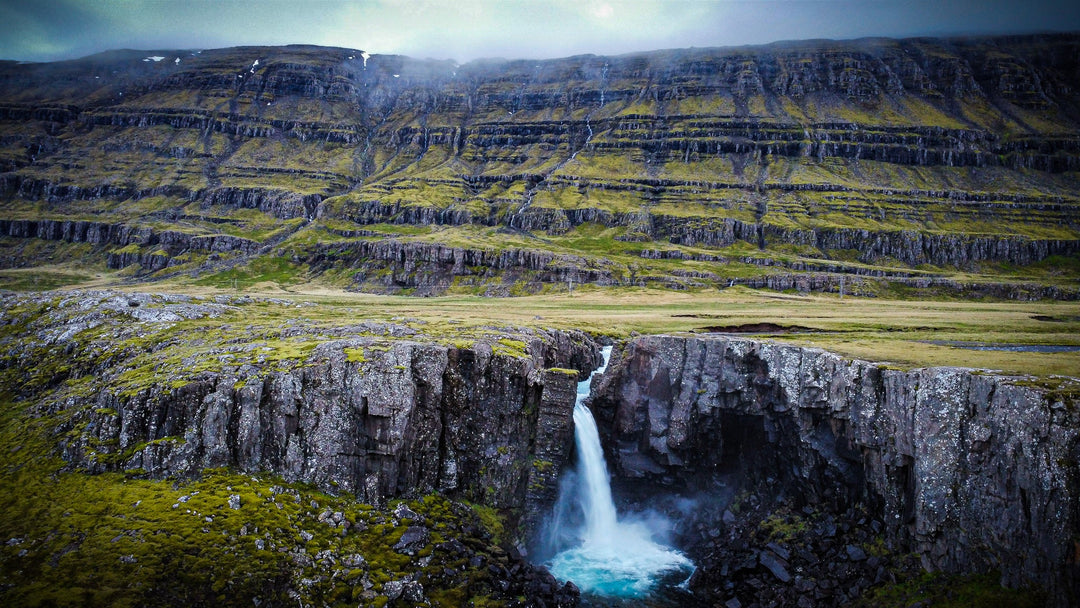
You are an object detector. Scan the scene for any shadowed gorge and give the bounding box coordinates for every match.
[589,334,1079,606]
[0,35,1079,297]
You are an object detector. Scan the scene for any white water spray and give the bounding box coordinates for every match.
[547,346,694,597]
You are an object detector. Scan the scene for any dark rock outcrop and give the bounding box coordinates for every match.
[591,335,1080,603]
[202,187,323,220]
[305,239,620,296]
[0,218,262,271]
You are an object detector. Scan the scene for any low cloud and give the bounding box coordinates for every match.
[1,0,1078,63]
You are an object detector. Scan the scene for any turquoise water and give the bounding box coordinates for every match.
[548,521,694,596]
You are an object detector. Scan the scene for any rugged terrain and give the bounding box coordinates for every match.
[592,335,1079,606]
[0,35,1079,297]
[0,291,596,607]
[2,31,1080,608]
[1,292,1077,606]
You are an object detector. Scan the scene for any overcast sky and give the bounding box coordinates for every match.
[2,0,1079,63]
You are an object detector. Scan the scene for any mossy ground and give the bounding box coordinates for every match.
[852,572,1046,608]
[0,387,522,608]
[0,461,518,607]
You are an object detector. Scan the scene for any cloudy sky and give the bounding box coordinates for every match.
[2,0,1079,63]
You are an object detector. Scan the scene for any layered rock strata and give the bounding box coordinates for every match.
[590,335,1080,603]
[1,35,1079,296]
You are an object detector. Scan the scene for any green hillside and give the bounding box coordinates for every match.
[0,36,1078,297]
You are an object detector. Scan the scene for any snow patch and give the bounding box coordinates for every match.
[361,51,370,68]
[174,57,181,64]
[393,74,399,78]
[143,56,165,62]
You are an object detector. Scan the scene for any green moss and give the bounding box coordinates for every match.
[855,572,1045,608]
[0,269,97,292]
[493,338,528,359]
[112,243,141,255]
[759,511,808,542]
[466,503,505,546]
[192,256,307,289]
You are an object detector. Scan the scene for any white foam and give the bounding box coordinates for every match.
[549,527,694,596]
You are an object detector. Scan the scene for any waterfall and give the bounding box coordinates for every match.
[572,393,617,545]
[546,346,694,597]
[572,346,617,545]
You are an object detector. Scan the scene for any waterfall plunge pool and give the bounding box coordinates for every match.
[544,346,695,599]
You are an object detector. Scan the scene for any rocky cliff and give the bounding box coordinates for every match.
[2,292,1078,605]
[0,291,599,535]
[0,290,614,607]
[0,36,1078,296]
[590,334,1079,604]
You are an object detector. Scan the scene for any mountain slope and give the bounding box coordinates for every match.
[1,35,1079,296]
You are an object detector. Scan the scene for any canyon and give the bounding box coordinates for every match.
[0,292,1076,606]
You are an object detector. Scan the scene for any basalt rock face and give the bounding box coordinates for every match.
[15,292,601,535]
[304,240,620,296]
[0,218,262,271]
[1,37,1079,296]
[590,335,1080,603]
[75,342,592,533]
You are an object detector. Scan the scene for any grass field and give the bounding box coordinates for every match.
[280,287,1080,377]
[14,276,1072,379]
[1,241,1077,379]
